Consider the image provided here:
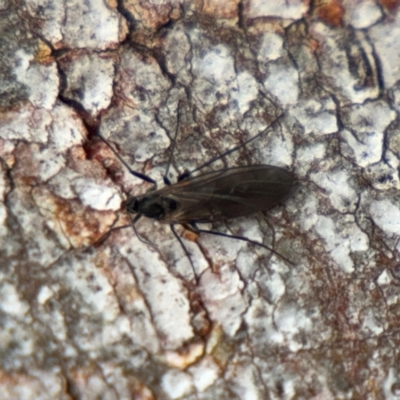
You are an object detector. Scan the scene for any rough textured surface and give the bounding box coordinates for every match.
[1,0,400,399]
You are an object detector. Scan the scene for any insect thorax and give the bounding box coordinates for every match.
[125,194,178,220]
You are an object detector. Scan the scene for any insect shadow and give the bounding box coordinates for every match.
[98,105,294,280]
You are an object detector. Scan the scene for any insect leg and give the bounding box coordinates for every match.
[178,113,284,181]
[163,100,184,185]
[128,214,157,247]
[170,224,199,283]
[190,222,294,266]
[92,219,130,247]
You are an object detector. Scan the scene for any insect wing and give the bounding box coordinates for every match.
[157,165,293,223]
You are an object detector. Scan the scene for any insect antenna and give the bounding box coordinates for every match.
[97,130,157,186]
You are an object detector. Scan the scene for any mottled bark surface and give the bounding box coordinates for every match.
[1,0,400,399]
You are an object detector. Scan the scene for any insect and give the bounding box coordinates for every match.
[98,107,294,274]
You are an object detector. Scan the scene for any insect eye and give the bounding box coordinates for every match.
[167,198,177,211]
[125,198,139,214]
